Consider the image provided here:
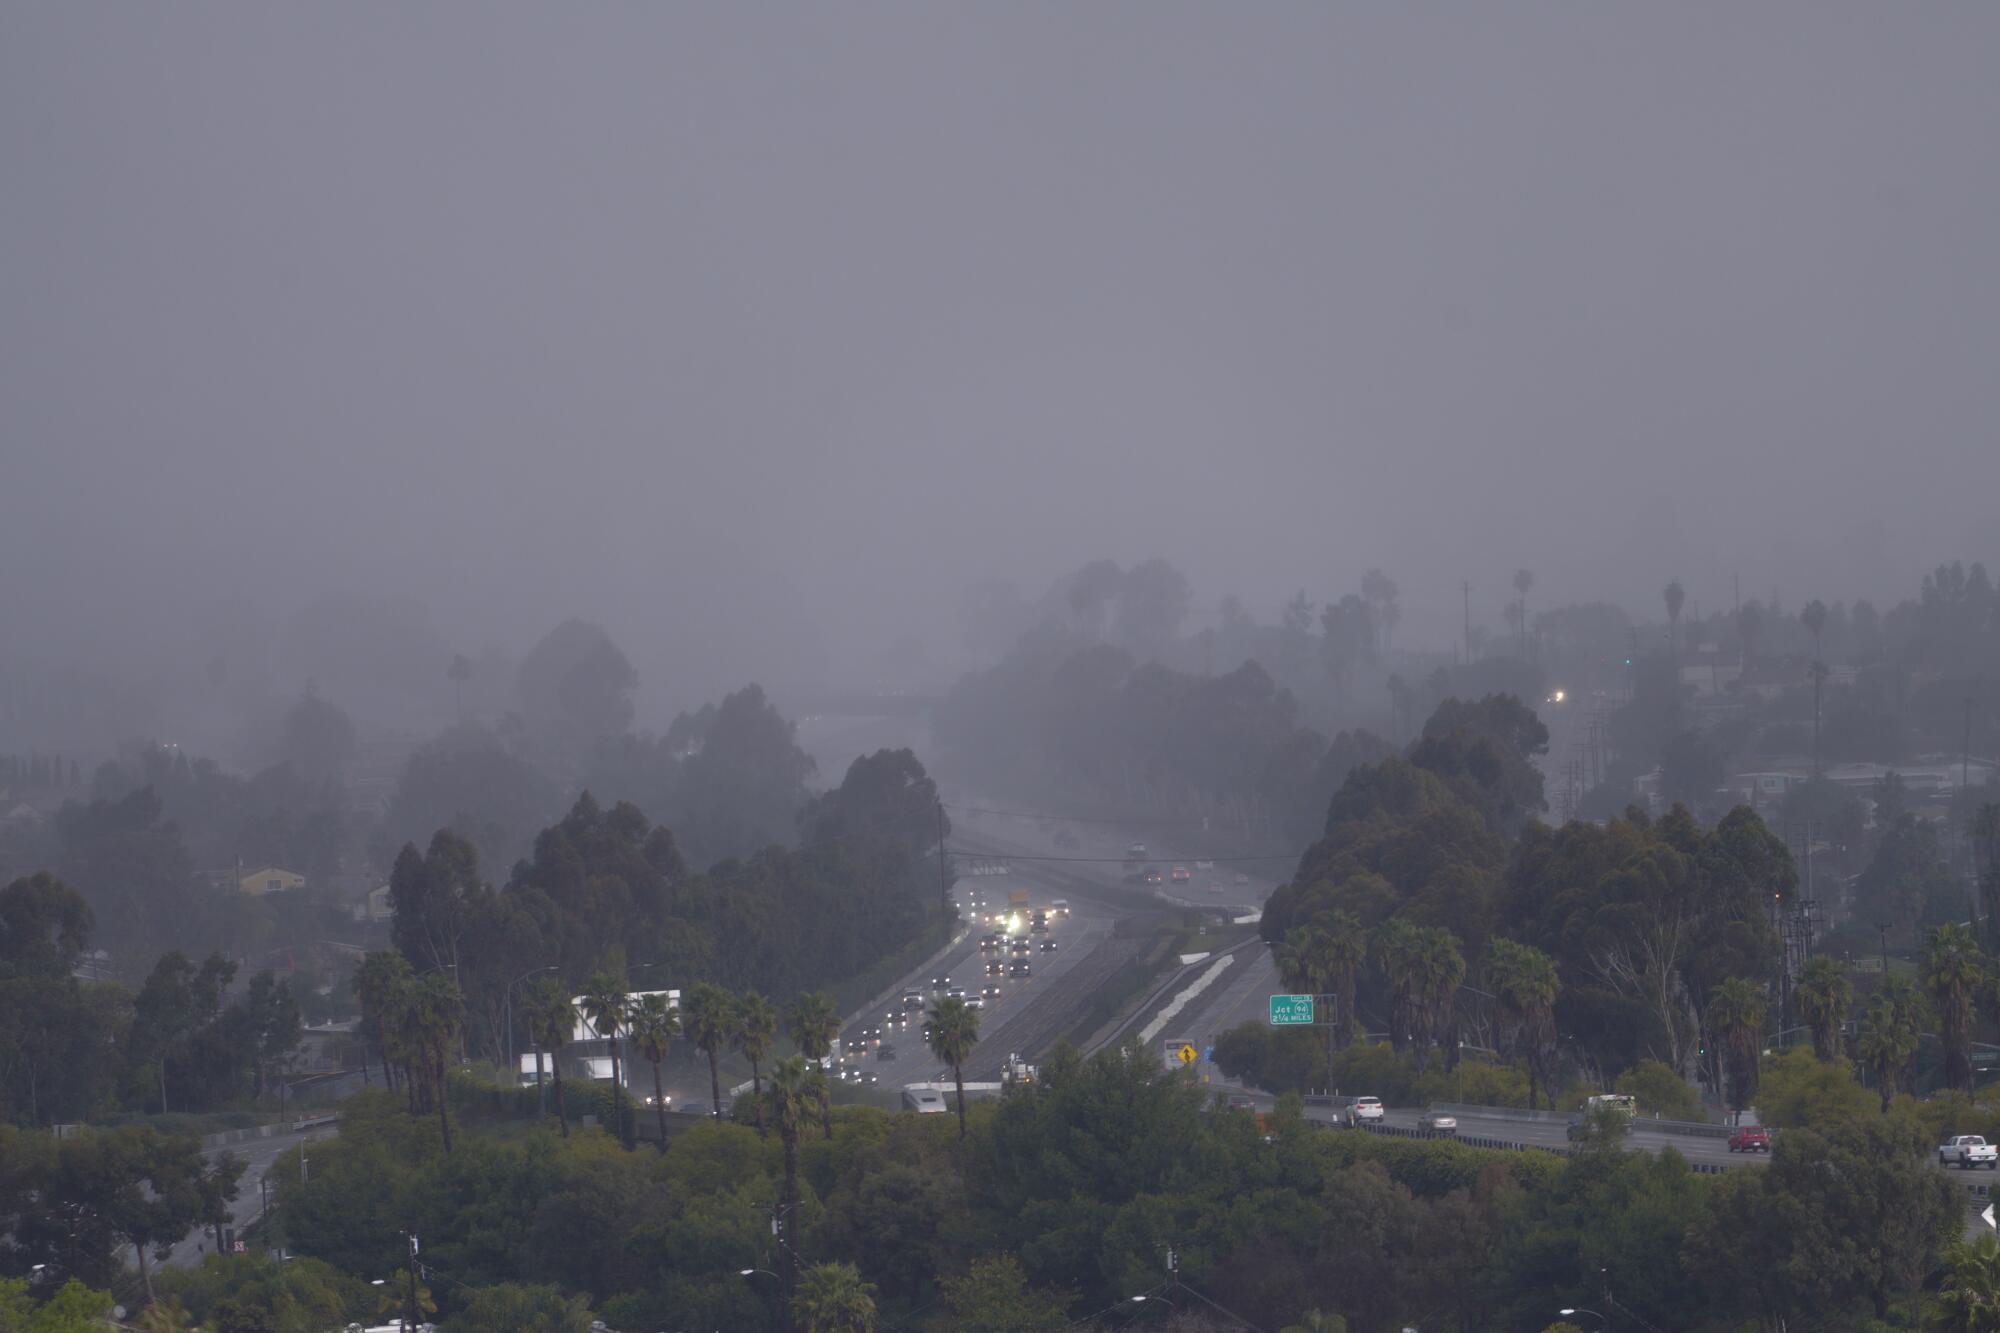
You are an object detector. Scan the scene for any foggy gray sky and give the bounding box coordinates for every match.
[5,4,1998,721]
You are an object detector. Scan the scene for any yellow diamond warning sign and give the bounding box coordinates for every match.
[1176,1044,1199,1066]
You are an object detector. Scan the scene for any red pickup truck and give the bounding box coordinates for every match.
[1727,1126,1771,1153]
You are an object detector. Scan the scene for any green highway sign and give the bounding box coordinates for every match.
[1269,994,1314,1026]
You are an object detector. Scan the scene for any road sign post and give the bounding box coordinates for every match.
[1269,994,1315,1026]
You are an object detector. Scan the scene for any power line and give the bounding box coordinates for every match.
[945,801,1235,830]
[948,847,1298,864]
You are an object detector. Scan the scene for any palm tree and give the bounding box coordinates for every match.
[1486,938,1561,1109]
[1274,927,1316,995]
[1971,803,2000,952]
[923,995,980,1139]
[1410,926,1465,1073]
[788,991,842,1139]
[792,1261,878,1333]
[1793,955,1853,1063]
[682,981,734,1120]
[1663,579,1686,661]
[1372,918,1423,1055]
[1707,978,1767,1117]
[735,990,779,1133]
[579,973,633,1145]
[354,950,415,1094]
[523,977,573,1137]
[1513,568,1534,658]
[1930,1230,2000,1332]
[1924,923,1986,1095]
[406,973,463,1153]
[769,1055,813,1294]
[1314,911,1366,1052]
[628,991,680,1154]
[1858,975,1926,1112]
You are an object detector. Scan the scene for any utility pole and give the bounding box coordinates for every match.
[1877,922,1891,976]
[403,1233,420,1333]
[936,800,952,924]
[1462,580,1472,666]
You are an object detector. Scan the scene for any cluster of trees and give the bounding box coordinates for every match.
[0,1122,242,1307]
[42,1039,1980,1331]
[0,871,302,1128]
[1257,690,1809,1106]
[380,743,948,1070]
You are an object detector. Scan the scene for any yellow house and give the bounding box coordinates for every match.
[239,866,306,896]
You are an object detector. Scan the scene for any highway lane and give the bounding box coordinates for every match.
[833,877,1113,1091]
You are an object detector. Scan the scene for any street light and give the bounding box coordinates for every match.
[1559,1309,1606,1327]
[740,1268,779,1280]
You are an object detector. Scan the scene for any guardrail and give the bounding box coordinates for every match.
[1428,1102,1731,1139]
[198,1115,342,1151]
[1353,1121,1737,1174]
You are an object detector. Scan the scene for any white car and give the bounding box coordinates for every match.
[1417,1110,1457,1134]
[1345,1096,1385,1127]
[1940,1136,1999,1170]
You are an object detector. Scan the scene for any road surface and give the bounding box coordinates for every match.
[164,1126,338,1267]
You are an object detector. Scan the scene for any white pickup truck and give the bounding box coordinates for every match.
[1939,1136,1999,1170]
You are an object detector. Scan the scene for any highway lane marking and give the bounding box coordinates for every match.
[1139,954,1235,1045]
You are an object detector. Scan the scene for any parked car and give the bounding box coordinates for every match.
[1417,1110,1458,1134]
[1727,1126,1772,1153]
[1345,1096,1385,1127]
[1940,1135,1999,1169]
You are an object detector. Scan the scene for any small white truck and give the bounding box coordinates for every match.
[1939,1135,1999,1170]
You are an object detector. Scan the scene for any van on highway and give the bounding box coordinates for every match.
[902,1088,948,1114]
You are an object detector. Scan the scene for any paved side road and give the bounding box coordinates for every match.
[164,1127,339,1267]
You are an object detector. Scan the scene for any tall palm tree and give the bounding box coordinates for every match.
[408,972,463,1153]
[1513,568,1534,658]
[923,995,980,1139]
[1486,937,1561,1109]
[1793,955,1853,1063]
[1971,803,2000,952]
[1412,926,1466,1073]
[1372,918,1423,1056]
[1858,974,1927,1112]
[353,951,415,1094]
[1707,978,1767,1116]
[579,973,633,1145]
[1930,1230,2000,1332]
[628,991,680,1154]
[792,1261,878,1333]
[682,981,734,1120]
[1924,922,1987,1095]
[523,977,573,1137]
[769,1055,813,1295]
[1274,927,1317,995]
[735,990,779,1133]
[1313,911,1367,1052]
[788,991,842,1139]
